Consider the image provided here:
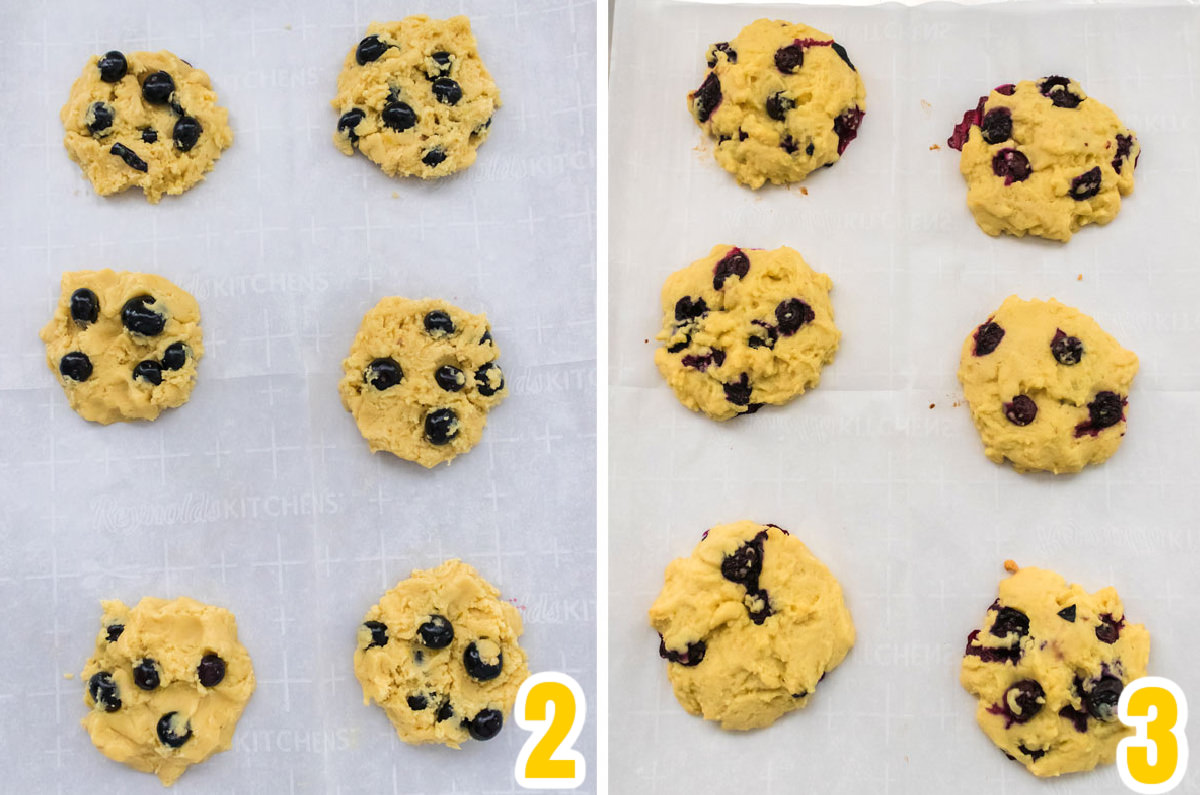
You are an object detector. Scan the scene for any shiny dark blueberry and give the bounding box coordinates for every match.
[337,108,366,143]
[1085,675,1124,720]
[424,310,455,336]
[1040,76,1082,108]
[706,42,736,68]
[1050,330,1084,365]
[765,92,794,122]
[658,637,706,666]
[381,101,416,132]
[990,606,1030,639]
[475,362,504,396]
[435,365,465,392]
[407,694,428,710]
[1057,605,1077,622]
[834,107,864,155]
[156,712,193,748]
[197,654,226,687]
[110,142,148,172]
[463,642,502,681]
[88,102,114,134]
[356,34,388,65]
[720,531,766,589]
[142,71,175,104]
[430,51,452,76]
[806,142,815,157]
[1096,613,1123,644]
[70,288,99,326]
[135,130,156,147]
[432,77,463,105]
[1088,391,1125,430]
[992,148,1031,183]
[980,107,1012,145]
[418,615,454,649]
[974,321,1005,356]
[363,620,388,649]
[1004,395,1038,426]
[59,352,93,382]
[1004,680,1045,723]
[133,659,160,690]
[365,358,402,390]
[88,672,122,712]
[425,408,459,445]
[674,296,708,322]
[774,44,804,73]
[775,298,814,336]
[723,373,752,406]
[422,147,447,168]
[466,709,503,741]
[173,116,202,152]
[105,624,124,642]
[1018,744,1047,761]
[831,41,855,71]
[712,248,750,290]
[98,50,128,83]
[435,700,454,722]
[133,360,163,385]
[162,342,187,371]
[692,72,721,124]
[479,329,493,346]
[1069,167,1102,201]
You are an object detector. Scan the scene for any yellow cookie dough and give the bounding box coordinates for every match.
[331,16,500,178]
[61,49,233,202]
[40,270,204,424]
[688,19,866,188]
[81,597,255,786]
[961,565,1149,777]
[649,521,854,731]
[958,296,1138,474]
[655,244,839,421]
[950,77,1139,241]
[354,559,529,747]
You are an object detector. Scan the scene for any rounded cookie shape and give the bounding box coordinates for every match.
[948,77,1140,241]
[655,244,839,421]
[957,296,1138,474]
[61,50,233,202]
[40,270,204,424]
[331,16,500,178]
[960,565,1149,777]
[649,521,855,730]
[338,297,507,467]
[354,559,529,747]
[687,19,866,189]
[81,596,255,786]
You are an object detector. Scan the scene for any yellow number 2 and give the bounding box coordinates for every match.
[514,672,587,789]
[1118,676,1188,794]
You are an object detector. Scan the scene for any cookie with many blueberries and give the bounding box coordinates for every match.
[339,297,506,467]
[332,16,500,178]
[961,564,1149,777]
[948,77,1140,241]
[688,19,866,189]
[354,559,529,748]
[40,270,204,424]
[655,244,839,421]
[81,596,255,786]
[649,521,854,731]
[61,50,233,202]
[958,296,1138,474]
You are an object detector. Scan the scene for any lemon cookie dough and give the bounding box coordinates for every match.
[40,270,203,424]
[958,296,1138,474]
[948,77,1140,241]
[61,49,233,202]
[961,564,1149,777]
[354,559,529,747]
[649,521,854,731]
[655,244,839,421]
[81,597,255,786]
[688,19,866,188]
[338,297,506,467]
[332,16,500,178]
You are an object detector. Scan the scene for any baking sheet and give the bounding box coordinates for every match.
[0,0,596,792]
[609,1,1200,792]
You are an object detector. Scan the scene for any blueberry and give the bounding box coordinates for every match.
[432,77,463,105]
[1059,704,1089,733]
[338,108,366,142]
[465,709,503,741]
[381,101,416,132]
[706,42,736,68]
[110,143,148,172]
[1004,395,1038,426]
[1018,744,1047,761]
[161,342,187,371]
[429,51,452,76]
[97,50,127,83]
[197,654,225,687]
[422,147,447,168]
[133,659,160,690]
[156,712,193,748]
[435,365,465,392]
[994,84,1016,96]
[834,107,864,155]
[424,310,455,336]
[479,330,493,346]
[1040,76,1082,108]
[980,107,1012,145]
[712,248,750,290]
[1057,605,1077,622]
[418,615,454,649]
[992,148,1031,183]
[70,288,99,326]
[806,141,815,157]
[407,694,428,710]
[765,92,794,122]
[363,620,388,649]
[781,135,799,154]
[88,672,122,712]
[973,321,1004,356]
[142,71,175,104]
[1113,133,1134,174]
[1088,392,1125,430]
[990,607,1030,639]
[1085,675,1123,720]
[775,298,814,336]
[1003,680,1045,723]
[723,373,752,406]
[59,352,92,382]
[141,128,158,144]
[87,102,114,135]
[475,362,504,396]
[831,41,855,71]
[105,624,124,642]
[173,116,202,152]
[1096,613,1123,644]
[748,321,777,350]
[674,296,707,321]
[425,408,459,445]
[365,358,402,390]
[774,44,804,73]
[436,700,454,722]
[745,589,772,624]
[133,360,163,385]
[692,72,721,124]
[1069,166,1102,201]
[720,531,766,590]
[1050,330,1084,365]
[463,642,502,681]
[356,34,388,65]
[658,637,706,666]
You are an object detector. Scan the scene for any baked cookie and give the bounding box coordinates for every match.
[655,244,839,421]
[81,597,255,786]
[947,77,1140,241]
[61,50,233,202]
[649,521,854,731]
[961,564,1149,777]
[958,296,1138,474]
[332,16,500,178]
[338,297,506,467]
[40,270,204,424]
[354,559,529,747]
[687,19,866,189]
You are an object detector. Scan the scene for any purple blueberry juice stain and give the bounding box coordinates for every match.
[948,95,987,151]
[1113,133,1134,173]
[834,107,864,155]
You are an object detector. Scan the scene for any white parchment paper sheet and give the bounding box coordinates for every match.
[0,1,596,792]
[610,1,1200,793]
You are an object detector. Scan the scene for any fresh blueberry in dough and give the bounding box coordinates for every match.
[424,408,459,445]
[1069,167,1102,201]
[463,641,503,681]
[365,358,403,390]
[141,71,175,104]
[110,143,148,172]
[363,620,389,649]
[706,42,736,68]
[465,709,503,741]
[992,148,1031,183]
[1003,680,1045,723]
[1050,330,1084,365]
[356,34,388,65]
[775,298,814,336]
[70,288,99,326]
[88,672,122,712]
[431,77,463,105]
[765,92,793,122]
[424,310,455,336]
[337,108,366,142]
[774,44,804,73]
[133,659,160,690]
[980,107,1012,145]
[197,654,226,687]
[87,102,114,134]
[97,50,127,83]
[474,362,504,396]
[156,712,193,748]
[692,72,721,124]
[122,295,165,336]
[407,694,428,710]
[141,128,158,143]
[991,606,1030,639]
[133,360,163,385]
[1085,391,1126,433]
[1004,395,1038,426]
[1040,75,1082,108]
[381,101,417,132]
[711,248,749,290]
[1085,675,1124,720]
[105,624,124,642]
[59,352,93,382]
[973,321,1005,356]
[161,342,188,371]
[173,116,202,152]
[418,615,454,649]
[422,147,447,168]
[435,365,465,392]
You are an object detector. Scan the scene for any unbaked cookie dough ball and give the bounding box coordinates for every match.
[354,559,529,747]
[331,16,500,178]
[61,49,233,202]
[40,270,204,424]
[81,597,255,786]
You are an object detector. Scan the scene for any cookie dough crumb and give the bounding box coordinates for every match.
[1004,559,1019,573]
